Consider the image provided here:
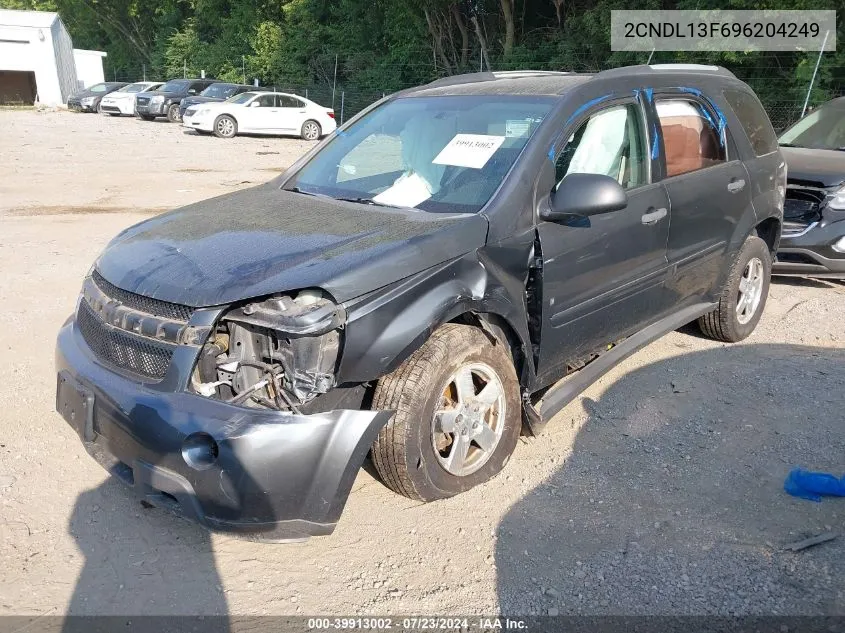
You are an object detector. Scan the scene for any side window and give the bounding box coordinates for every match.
[280,96,305,108]
[555,103,648,190]
[656,98,725,177]
[255,94,276,107]
[189,82,206,94]
[722,89,778,156]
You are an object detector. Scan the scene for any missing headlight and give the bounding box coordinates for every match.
[191,289,345,411]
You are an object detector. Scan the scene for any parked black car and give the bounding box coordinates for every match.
[774,97,845,278]
[67,82,128,112]
[136,78,220,122]
[56,65,783,541]
[179,83,254,118]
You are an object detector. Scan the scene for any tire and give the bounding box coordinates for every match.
[213,115,237,139]
[166,103,181,123]
[371,323,521,501]
[698,235,771,342]
[137,114,155,121]
[301,120,321,141]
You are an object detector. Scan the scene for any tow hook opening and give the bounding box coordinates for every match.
[182,432,219,470]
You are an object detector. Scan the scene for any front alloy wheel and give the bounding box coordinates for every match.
[432,363,506,477]
[213,115,237,139]
[371,323,521,501]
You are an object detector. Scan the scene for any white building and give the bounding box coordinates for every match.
[73,48,107,88]
[0,9,108,106]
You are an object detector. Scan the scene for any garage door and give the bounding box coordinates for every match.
[0,70,36,105]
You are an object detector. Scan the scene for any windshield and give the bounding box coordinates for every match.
[88,83,108,93]
[285,96,553,213]
[227,92,258,104]
[158,80,189,93]
[202,84,239,98]
[779,101,845,150]
[119,83,148,94]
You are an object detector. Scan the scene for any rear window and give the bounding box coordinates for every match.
[656,99,725,177]
[723,89,778,156]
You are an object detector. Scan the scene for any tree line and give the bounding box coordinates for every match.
[2,0,842,109]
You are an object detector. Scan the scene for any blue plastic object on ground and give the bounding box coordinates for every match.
[784,468,845,502]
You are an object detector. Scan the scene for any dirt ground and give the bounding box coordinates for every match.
[0,110,843,619]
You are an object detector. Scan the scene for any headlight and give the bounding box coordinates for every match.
[150,95,164,106]
[197,108,211,117]
[827,186,845,211]
[80,96,95,106]
[191,290,346,410]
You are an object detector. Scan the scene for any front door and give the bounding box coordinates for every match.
[242,93,279,132]
[536,98,671,386]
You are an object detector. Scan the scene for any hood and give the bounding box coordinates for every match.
[781,146,845,188]
[143,90,183,99]
[183,96,223,107]
[94,184,488,306]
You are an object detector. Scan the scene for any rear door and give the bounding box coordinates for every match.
[535,96,671,384]
[651,92,753,302]
[277,96,308,133]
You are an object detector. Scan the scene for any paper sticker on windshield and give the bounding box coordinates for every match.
[433,134,506,169]
[506,120,531,138]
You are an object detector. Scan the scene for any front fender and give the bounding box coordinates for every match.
[336,251,533,385]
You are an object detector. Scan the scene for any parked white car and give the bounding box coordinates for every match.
[182,91,337,140]
[99,81,163,116]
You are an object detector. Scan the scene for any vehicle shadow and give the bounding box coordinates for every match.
[496,343,845,616]
[60,399,276,630]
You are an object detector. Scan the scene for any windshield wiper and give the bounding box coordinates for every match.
[334,196,391,207]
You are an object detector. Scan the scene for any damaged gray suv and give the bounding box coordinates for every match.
[56,65,784,540]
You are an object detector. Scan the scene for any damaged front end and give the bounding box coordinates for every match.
[191,289,346,412]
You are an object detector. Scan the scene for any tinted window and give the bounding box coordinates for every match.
[159,80,189,93]
[657,99,725,177]
[88,84,108,93]
[280,96,306,108]
[255,94,276,107]
[189,82,209,93]
[555,103,648,190]
[200,84,237,98]
[723,89,778,156]
[287,95,553,213]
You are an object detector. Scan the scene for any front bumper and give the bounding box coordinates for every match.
[100,99,133,115]
[56,319,392,541]
[136,101,166,116]
[68,99,96,112]
[181,114,213,132]
[774,220,845,278]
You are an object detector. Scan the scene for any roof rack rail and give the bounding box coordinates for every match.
[597,64,736,78]
[423,69,584,89]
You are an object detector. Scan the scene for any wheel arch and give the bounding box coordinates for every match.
[754,216,782,257]
[336,255,535,390]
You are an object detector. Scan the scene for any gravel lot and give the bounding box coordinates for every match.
[1,110,843,618]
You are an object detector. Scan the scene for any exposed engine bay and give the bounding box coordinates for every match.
[191,289,345,412]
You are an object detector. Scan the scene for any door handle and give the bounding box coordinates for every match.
[641,207,667,225]
[727,179,746,193]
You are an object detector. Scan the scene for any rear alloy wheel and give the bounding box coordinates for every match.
[166,103,181,122]
[371,323,521,501]
[301,120,321,141]
[698,235,771,342]
[213,115,237,139]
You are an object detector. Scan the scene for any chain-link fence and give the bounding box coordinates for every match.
[102,53,841,130]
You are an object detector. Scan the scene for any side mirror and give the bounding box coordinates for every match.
[250,101,261,108]
[542,173,628,222]
[188,89,197,95]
